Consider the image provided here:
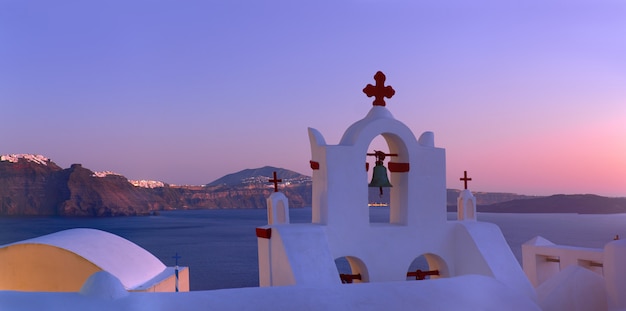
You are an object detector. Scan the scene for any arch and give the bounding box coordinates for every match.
[363,132,410,225]
[339,106,419,150]
[406,253,449,281]
[367,135,390,223]
[338,107,418,226]
[335,256,369,284]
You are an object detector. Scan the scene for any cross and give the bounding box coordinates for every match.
[172,252,181,293]
[363,71,395,107]
[173,252,181,266]
[460,171,472,190]
[268,171,282,192]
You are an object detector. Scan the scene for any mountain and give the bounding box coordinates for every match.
[207,166,308,187]
[478,194,626,214]
[370,189,535,207]
[0,155,175,216]
[55,164,175,216]
[0,154,64,216]
[445,190,538,212]
[2,154,624,216]
[446,190,539,206]
[0,155,311,216]
[173,166,312,209]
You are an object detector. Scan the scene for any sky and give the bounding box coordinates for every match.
[1,0,625,197]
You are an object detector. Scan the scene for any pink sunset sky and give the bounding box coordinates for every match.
[1,0,625,197]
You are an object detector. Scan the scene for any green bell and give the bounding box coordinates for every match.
[369,161,392,196]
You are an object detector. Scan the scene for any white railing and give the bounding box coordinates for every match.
[522,237,603,287]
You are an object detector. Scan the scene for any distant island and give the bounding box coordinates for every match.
[1,154,625,217]
[474,194,626,214]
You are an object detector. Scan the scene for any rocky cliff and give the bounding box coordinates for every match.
[3,154,622,217]
[55,164,174,216]
[0,155,63,216]
[0,156,175,216]
[0,156,312,217]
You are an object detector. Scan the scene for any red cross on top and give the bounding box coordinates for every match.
[268,171,282,192]
[363,71,395,107]
[460,171,472,190]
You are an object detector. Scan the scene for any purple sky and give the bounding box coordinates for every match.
[1,0,625,196]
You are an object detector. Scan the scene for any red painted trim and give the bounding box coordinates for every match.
[388,162,410,172]
[340,273,362,284]
[407,269,439,280]
[310,161,320,170]
[256,228,272,239]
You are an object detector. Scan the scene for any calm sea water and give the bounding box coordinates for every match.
[1,208,625,290]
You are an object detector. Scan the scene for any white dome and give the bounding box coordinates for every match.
[6,228,166,289]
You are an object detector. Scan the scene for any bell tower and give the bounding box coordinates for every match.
[257,72,536,300]
[308,71,447,229]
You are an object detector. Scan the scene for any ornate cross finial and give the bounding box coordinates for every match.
[173,252,181,266]
[363,71,395,107]
[269,171,282,192]
[460,171,472,190]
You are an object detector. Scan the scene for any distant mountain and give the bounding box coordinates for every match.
[174,166,312,209]
[2,154,624,216]
[373,189,535,207]
[206,166,309,187]
[478,194,626,214]
[0,155,312,216]
[0,155,174,216]
[446,190,538,207]
[0,154,64,216]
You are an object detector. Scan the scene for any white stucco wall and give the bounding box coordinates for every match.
[258,104,535,306]
[0,274,541,311]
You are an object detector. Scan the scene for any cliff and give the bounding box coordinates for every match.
[0,156,175,217]
[0,155,63,216]
[0,156,311,217]
[171,183,311,209]
[55,164,173,216]
[3,155,623,217]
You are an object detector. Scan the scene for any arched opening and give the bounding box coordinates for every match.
[367,135,391,223]
[406,253,448,281]
[335,256,369,284]
[366,134,409,225]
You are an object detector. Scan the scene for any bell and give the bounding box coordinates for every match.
[369,160,392,196]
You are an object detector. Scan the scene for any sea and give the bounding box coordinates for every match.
[1,207,625,291]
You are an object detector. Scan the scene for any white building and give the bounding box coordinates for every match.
[0,228,189,293]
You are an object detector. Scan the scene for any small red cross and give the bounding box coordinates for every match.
[460,171,472,190]
[363,71,395,107]
[268,171,282,192]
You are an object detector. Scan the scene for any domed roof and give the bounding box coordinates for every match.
[5,228,166,289]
